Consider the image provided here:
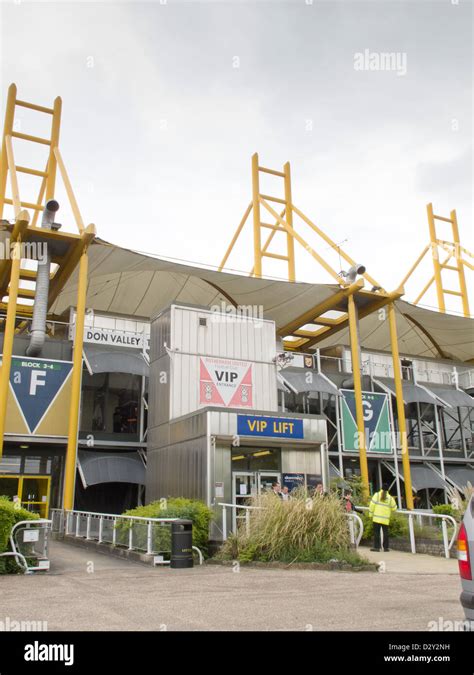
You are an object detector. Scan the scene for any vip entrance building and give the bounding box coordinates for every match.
[147,304,328,540]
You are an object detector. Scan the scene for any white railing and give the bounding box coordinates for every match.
[52,508,176,557]
[0,519,52,574]
[51,508,203,564]
[218,502,364,547]
[356,506,458,558]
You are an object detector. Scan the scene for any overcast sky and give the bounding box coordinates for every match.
[1,0,472,314]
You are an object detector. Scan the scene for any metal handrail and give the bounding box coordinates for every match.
[218,501,364,547]
[356,506,458,558]
[2,519,52,573]
[51,509,203,564]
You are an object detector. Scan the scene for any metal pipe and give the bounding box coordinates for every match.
[26,200,59,357]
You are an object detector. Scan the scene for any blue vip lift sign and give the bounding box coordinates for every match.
[9,357,73,434]
[340,389,392,453]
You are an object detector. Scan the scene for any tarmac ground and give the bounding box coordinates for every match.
[0,540,464,631]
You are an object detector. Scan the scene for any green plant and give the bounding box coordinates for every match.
[345,475,370,506]
[0,496,39,574]
[432,503,456,518]
[122,498,213,555]
[361,511,408,541]
[218,490,367,567]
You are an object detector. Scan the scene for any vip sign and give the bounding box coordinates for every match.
[199,357,253,408]
[4,357,73,436]
[340,389,392,453]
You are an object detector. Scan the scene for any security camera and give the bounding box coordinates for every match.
[341,264,366,283]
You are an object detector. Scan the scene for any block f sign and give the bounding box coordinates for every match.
[30,370,46,396]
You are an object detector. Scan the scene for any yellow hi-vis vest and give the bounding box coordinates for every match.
[369,490,397,525]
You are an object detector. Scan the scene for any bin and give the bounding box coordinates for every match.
[170,519,193,569]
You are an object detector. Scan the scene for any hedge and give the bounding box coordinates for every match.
[0,496,39,574]
[122,498,213,555]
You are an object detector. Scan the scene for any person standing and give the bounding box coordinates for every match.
[281,486,291,501]
[369,482,397,552]
[271,482,283,499]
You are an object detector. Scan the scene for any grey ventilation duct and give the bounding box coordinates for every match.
[26,200,61,357]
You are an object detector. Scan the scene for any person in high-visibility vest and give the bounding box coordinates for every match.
[369,482,397,552]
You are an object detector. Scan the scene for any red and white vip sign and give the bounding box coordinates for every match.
[199,357,253,408]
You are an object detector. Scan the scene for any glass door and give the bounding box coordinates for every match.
[21,476,51,518]
[232,472,257,532]
[257,472,281,494]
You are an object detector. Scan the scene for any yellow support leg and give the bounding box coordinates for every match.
[451,209,470,317]
[347,294,370,502]
[283,162,296,282]
[251,153,262,278]
[427,203,445,313]
[0,83,17,219]
[0,241,22,459]
[388,301,414,509]
[63,250,88,510]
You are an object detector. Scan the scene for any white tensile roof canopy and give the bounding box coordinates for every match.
[50,237,474,363]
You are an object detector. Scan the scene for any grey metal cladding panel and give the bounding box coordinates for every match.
[209,410,236,437]
[150,311,171,362]
[147,423,171,451]
[148,439,207,501]
[2,335,72,361]
[149,354,170,428]
[303,418,327,443]
[169,413,208,444]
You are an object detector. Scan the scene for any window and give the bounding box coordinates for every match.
[80,371,142,440]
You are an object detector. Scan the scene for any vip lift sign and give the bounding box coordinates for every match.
[237,415,304,439]
[340,389,392,453]
[8,357,73,434]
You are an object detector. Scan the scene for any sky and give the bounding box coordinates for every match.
[1,0,472,315]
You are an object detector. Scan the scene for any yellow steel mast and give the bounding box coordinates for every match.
[0,83,96,510]
[219,153,414,508]
[399,203,472,317]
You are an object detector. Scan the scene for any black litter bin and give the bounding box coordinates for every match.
[170,519,193,569]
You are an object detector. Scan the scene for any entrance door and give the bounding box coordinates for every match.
[257,471,282,494]
[231,471,282,532]
[21,476,51,518]
[232,472,257,532]
[0,475,51,518]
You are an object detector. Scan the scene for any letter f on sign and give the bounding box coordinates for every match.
[30,370,46,396]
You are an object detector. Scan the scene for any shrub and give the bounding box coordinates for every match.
[432,503,460,521]
[122,498,213,555]
[219,490,367,567]
[0,496,39,574]
[361,511,408,541]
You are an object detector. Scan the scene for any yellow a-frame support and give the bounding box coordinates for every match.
[0,83,96,510]
[220,153,414,508]
[399,203,472,317]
